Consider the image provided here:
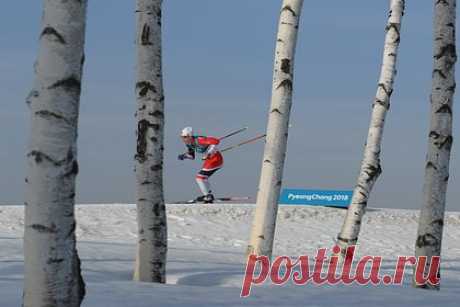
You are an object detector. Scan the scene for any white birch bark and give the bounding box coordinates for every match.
[414,0,456,290]
[133,0,167,283]
[247,0,304,258]
[336,0,405,254]
[23,1,87,306]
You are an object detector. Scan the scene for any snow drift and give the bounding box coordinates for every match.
[0,204,459,306]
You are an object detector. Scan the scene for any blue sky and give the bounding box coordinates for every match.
[0,1,459,210]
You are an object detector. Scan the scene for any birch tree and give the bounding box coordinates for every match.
[247,0,304,258]
[23,1,87,306]
[336,0,405,254]
[414,0,456,290]
[133,0,167,283]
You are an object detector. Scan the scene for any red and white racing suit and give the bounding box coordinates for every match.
[182,136,224,196]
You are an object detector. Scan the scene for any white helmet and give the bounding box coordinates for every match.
[181,126,193,137]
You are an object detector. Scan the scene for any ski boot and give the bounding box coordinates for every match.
[203,193,215,204]
[195,195,206,202]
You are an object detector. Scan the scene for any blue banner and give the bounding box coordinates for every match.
[279,189,353,208]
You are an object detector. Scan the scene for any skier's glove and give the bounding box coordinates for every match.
[178,154,186,161]
[201,155,208,160]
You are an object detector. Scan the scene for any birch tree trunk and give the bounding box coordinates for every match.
[414,0,456,290]
[133,0,167,283]
[336,0,405,254]
[23,1,87,306]
[247,0,304,258]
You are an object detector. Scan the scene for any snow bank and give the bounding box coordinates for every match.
[0,204,459,306]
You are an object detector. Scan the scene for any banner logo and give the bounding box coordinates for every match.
[279,189,352,208]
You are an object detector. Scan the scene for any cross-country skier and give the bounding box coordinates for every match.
[178,126,223,203]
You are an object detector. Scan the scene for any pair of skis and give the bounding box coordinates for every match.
[170,196,250,204]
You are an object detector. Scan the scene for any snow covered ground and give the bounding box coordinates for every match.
[1,204,459,306]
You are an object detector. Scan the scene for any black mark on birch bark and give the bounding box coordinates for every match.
[136,120,161,162]
[150,164,162,171]
[386,23,400,43]
[30,223,57,233]
[271,108,283,115]
[430,131,453,149]
[374,98,390,109]
[136,81,157,97]
[41,27,66,44]
[75,254,86,303]
[149,110,164,118]
[141,24,152,45]
[152,203,161,216]
[364,164,382,182]
[63,160,79,177]
[431,219,444,227]
[48,76,81,94]
[426,161,438,170]
[436,104,452,114]
[433,69,447,79]
[47,258,64,264]
[435,44,456,60]
[281,5,296,17]
[28,150,65,166]
[35,110,72,125]
[280,58,291,74]
[416,233,439,247]
[277,79,293,90]
[378,83,393,97]
[153,239,166,248]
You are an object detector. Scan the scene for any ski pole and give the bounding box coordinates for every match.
[219,126,248,141]
[220,133,266,153]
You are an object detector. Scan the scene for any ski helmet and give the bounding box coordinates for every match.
[181,126,193,137]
